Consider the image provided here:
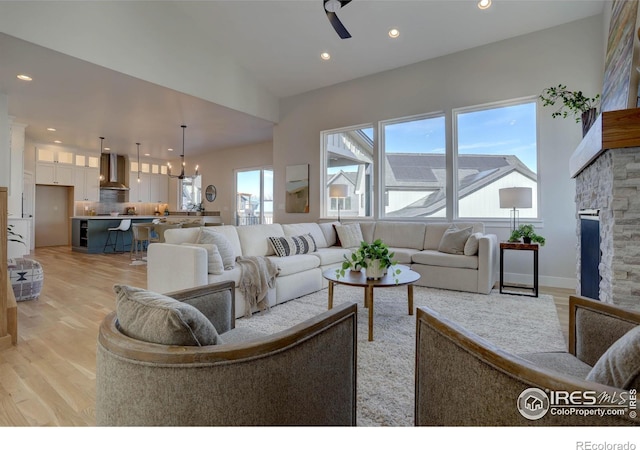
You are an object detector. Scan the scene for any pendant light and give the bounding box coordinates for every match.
[168,125,199,180]
[136,143,141,183]
[99,137,105,181]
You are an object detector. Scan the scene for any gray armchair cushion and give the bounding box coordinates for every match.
[114,284,222,346]
[586,325,640,390]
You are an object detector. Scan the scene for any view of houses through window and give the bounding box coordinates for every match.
[236,168,273,225]
[322,97,538,220]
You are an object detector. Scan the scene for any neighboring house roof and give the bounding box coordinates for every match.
[327,170,357,188]
[386,153,536,217]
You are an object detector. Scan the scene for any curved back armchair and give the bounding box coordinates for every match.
[96,282,357,426]
[415,295,640,426]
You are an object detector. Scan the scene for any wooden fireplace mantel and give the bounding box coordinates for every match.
[569,107,640,178]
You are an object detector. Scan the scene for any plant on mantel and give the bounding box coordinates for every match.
[540,84,601,136]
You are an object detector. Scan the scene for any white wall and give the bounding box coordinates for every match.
[0,93,9,190]
[273,15,605,288]
[174,141,273,226]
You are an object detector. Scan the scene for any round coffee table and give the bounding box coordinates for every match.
[322,265,420,341]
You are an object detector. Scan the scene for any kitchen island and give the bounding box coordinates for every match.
[71,216,158,254]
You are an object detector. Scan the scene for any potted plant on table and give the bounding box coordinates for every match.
[336,239,401,282]
[508,224,545,246]
[539,84,600,136]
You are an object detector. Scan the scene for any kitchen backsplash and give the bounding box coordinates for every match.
[74,201,168,216]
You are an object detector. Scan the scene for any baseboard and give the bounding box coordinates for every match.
[502,272,576,290]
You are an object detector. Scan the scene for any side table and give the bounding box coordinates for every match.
[499,242,538,297]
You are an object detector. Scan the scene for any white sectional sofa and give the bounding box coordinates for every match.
[147,221,498,318]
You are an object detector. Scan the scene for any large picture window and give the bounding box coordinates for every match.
[322,125,374,219]
[454,98,538,219]
[380,113,446,218]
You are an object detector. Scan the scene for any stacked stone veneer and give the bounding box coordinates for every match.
[575,147,640,309]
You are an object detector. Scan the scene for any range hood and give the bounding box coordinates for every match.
[100,153,129,190]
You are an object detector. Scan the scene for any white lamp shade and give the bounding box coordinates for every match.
[499,187,532,208]
[329,184,349,198]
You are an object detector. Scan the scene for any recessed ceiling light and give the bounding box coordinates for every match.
[54,140,62,144]
[47,127,56,132]
[144,153,150,157]
[104,147,111,151]
[320,52,331,61]
[168,148,174,152]
[388,28,400,38]
[477,0,491,10]
[16,74,32,81]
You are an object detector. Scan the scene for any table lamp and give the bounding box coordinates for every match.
[499,187,532,232]
[329,184,349,222]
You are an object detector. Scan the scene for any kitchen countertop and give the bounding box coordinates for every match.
[72,215,159,220]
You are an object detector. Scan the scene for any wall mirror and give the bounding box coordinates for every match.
[205,185,217,202]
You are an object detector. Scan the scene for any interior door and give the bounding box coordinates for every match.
[35,185,70,247]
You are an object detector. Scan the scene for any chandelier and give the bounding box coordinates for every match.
[168,125,199,180]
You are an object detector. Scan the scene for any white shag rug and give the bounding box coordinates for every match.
[234,285,567,427]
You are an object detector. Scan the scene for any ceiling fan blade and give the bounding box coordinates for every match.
[326,11,352,39]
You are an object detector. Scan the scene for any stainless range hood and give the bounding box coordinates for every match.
[100,153,129,190]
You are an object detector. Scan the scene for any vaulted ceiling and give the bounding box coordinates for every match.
[0,1,605,161]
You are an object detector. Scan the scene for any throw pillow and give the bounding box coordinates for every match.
[438,226,473,255]
[197,228,236,270]
[463,232,484,256]
[181,243,224,275]
[113,284,221,346]
[268,233,317,257]
[585,325,640,390]
[332,224,342,247]
[335,223,364,248]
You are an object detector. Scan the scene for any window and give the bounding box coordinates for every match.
[235,168,273,226]
[454,98,538,219]
[322,125,374,219]
[380,113,446,218]
[179,175,202,211]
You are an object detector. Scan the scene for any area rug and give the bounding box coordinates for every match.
[234,285,567,427]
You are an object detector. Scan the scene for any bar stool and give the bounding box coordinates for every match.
[130,223,159,261]
[103,219,132,253]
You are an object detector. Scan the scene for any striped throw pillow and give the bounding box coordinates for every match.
[268,234,317,257]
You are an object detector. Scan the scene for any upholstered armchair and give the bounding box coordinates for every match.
[415,295,640,426]
[96,281,357,426]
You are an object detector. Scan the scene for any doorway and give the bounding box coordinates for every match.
[35,185,72,247]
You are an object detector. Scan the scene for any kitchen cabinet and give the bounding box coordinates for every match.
[36,147,75,186]
[130,161,168,203]
[74,167,100,201]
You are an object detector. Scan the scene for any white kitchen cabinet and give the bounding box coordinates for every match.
[36,146,75,186]
[75,153,100,169]
[130,160,167,203]
[150,174,168,203]
[129,173,150,203]
[74,166,100,201]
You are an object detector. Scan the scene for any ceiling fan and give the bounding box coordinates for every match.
[324,0,352,39]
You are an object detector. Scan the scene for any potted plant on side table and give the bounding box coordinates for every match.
[337,239,401,282]
[508,224,546,246]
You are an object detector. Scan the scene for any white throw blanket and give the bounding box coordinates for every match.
[236,256,279,317]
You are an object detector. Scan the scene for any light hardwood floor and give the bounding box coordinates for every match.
[0,246,573,426]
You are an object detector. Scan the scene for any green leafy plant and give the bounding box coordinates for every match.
[539,84,600,123]
[508,224,545,246]
[336,239,401,283]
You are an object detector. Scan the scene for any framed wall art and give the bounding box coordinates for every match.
[285,164,309,213]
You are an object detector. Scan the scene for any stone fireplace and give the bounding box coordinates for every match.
[572,110,640,310]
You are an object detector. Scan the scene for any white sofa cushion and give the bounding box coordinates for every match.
[424,222,484,250]
[282,223,329,248]
[164,227,200,244]
[268,234,317,257]
[335,223,364,248]
[359,222,376,244]
[388,247,421,265]
[181,243,224,275]
[438,226,473,255]
[374,222,426,250]
[412,250,479,270]
[236,224,284,257]
[312,247,351,266]
[318,221,340,247]
[197,228,237,270]
[268,254,320,277]
[464,232,483,256]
